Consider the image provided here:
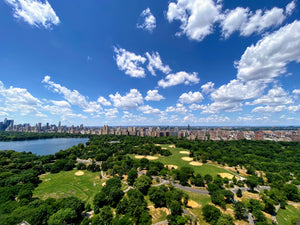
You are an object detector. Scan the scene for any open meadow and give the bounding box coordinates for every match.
[33,169,104,206]
[152,144,237,177]
[276,205,300,225]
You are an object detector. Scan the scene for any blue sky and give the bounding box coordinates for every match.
[0,0,300,126]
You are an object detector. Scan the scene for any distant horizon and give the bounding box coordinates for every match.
[1,0,300,126]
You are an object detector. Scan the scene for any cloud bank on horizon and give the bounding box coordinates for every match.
[1,0,300,126]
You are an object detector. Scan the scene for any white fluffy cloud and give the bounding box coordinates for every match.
[166,103,187,114]
[221,5,289,38]
[288,105,300,112]
[138,105,162,115]
[105,108,118,119]
[189,104,207,111]
[236,20,300,82]
[286,1,296,16]
[145,90,165,101]
[246,87,293,106]
[179,91,204,104]
[114,47,146,78]
[146,52,171,76]
[204,79,266,113]
[44,100,72,115]
[201,81,215,94]
[158,71,199,88]
[293,89,300,95]
[5,0,60,29]
[109,89,143,110]
[137,8,156,32]
[97,96,111,106]
[42,76,103,114]
[167,0,221,41]
[252,105,286,114]
[0,80,43,116]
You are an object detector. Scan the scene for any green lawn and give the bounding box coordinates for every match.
[153,144,236,177]
[33,169,104,206]
[182,190,211,225]
[277,205,300,225]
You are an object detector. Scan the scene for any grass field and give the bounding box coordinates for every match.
[33,169,104,206]
[277,205,300,225]
[152,144,236,177]
[182,190,211,225]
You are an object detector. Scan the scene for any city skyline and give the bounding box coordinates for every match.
[1,0,300,126]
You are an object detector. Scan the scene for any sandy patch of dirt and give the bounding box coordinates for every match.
[182,157,193,161]
[189,161,203,166]
[179,151,190,154]
[187,200,200,208]
[155,144,161,146]
[134,155,145,159]
[149,206,169,221]
[237,191,261,202]
[218,173,234,179]
[145,156,158,160]
[162,147,167,149]
[165,164,178,170]
[75,170,84,176]
[102,182,106,186]
[169,145,175,148]
[235,220,249,225]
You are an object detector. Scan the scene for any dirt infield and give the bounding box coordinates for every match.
[75,171,84,176]
[146,156,158,160]
[189,161,203,166]
[165,164,179,169]
[181,157,193,161]
[179,151,190,154]
[134,155,158,160]
[187,200,200,208]
[218,173,234,179]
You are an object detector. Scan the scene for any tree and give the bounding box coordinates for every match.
[204,174,213,184]
[216,214,234,225]
[48,208,76,225]
[133,175,152,195]
[234,201,246,220]
[193,174,205,187]
[202,204,221,224]
[148,186,167,208]
[245,176,258,192]
[236,189,242,198]
[170,200,182,216]
[127,168,138,186]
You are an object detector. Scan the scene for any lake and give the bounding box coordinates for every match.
[0,138,89,155]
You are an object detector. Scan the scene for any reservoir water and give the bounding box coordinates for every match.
[0,138,89,155]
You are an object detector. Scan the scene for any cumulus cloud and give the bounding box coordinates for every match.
[288,105,300,112]
[137,8,156,32]
[293,89,300,95]
[145,90,165,101]
[0,80,43,116]
[178,91,204,104]
[97,96,111,106]
[189,104,207,111]
[167,0,222,41]
[221,5,290,38]
[158,71,199,88]
[286,1,296,16]
[166,103,187,114]
[201,82,215,94]
[236,20,300,82]
[44,100,72,115]
[109,89,143,110]
[138,105,162,115]
[204,79,266,113]
[105,108,118,119]
[246,87,293,106]
[114,47,146,78]
[42,75,103,114]
[252,105,286,114]
[5,0,60,29]
[146,52,171,76]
